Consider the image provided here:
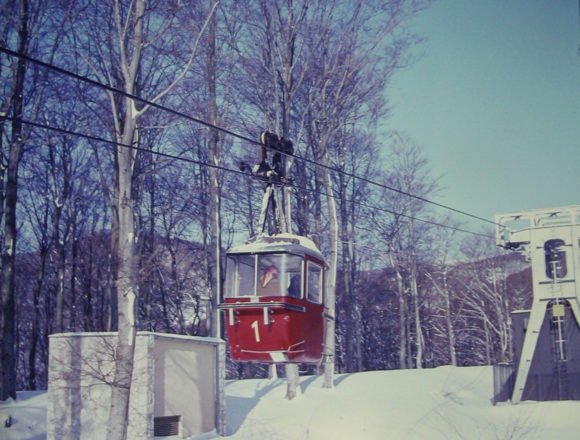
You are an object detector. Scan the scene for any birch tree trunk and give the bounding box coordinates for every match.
[444,270,457,366]
[389,249,408,369]
[408,222,424,369]
[206,0,222,339]
[100,1,216,434]
[410,268,423,368]
[426,269,457,366]
[29,237,48,389]
[107,120,139,440]
[0,0,28,401]
[338,143,362,373]
[52,191,66,333]
[322,153,338,388]
[105,0,143,437]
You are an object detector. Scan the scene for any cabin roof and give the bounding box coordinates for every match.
[227,233,326,264]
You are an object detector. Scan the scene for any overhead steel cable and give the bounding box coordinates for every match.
[0,115,248,177]
[0,47,499,227]
[4,114,493,238]
[293,181,493,238]
[0,47,257,146]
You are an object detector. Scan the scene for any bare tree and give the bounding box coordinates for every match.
[373,133,438,369]
[0,0,30,402]
[424,221,460,366]
[205,0,222,339]
[64,1,217,436]
[335,128,383,372]
[20,164,52,389]
[234,0,425,385]
[455,235,516,365]
[235,0,314,398]
[0,0,69,399]
[302,0,427,381]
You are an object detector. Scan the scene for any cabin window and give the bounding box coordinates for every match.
[257,255,283,296]
[285,255,303,299]
[237,254,256,296]
[257,254,303,297]
[226,253,305,298]
[225,254,256,297]
[307,262,323,304]
[224,256,236,296]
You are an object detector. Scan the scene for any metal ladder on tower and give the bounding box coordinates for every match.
[550,260,569,400]
[552,306,569,400]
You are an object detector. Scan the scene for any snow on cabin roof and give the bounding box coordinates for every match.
[227,233,326,263]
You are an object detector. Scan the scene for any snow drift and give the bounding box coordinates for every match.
[1,366,579,439]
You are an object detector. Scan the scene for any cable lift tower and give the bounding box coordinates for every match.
[496,205,580,403]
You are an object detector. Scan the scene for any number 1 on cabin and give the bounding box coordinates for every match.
[251,320,261,342]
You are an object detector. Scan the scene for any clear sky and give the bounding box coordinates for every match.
[386,0,579,231]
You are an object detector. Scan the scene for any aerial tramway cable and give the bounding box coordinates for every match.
[0,47,499,231]
[2,113,494,239]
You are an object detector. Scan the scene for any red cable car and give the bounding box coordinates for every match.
[220,233,326,364]
[219,131,327,364]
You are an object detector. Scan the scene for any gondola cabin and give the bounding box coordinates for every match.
[219,233,326,364]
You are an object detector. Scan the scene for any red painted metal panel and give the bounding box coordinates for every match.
[222,296,323,363]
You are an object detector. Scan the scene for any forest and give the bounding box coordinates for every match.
[1,0,532,409]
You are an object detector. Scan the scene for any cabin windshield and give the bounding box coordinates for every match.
[307,261,323,304]
[225,253,303,298]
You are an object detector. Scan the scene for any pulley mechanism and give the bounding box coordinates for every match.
[240,131,294,235]
[241,131,294,183]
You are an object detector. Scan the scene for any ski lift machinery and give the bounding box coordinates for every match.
[495,205,580,403]
[218,132,327,364]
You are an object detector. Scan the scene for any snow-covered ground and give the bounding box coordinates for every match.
[0,390,47,440]
[1,366,579,439]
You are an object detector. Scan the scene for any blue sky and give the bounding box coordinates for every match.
[386,0,579,231]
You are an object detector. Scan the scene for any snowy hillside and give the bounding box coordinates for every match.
[217,366,579,440]
[1,366,579,440]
